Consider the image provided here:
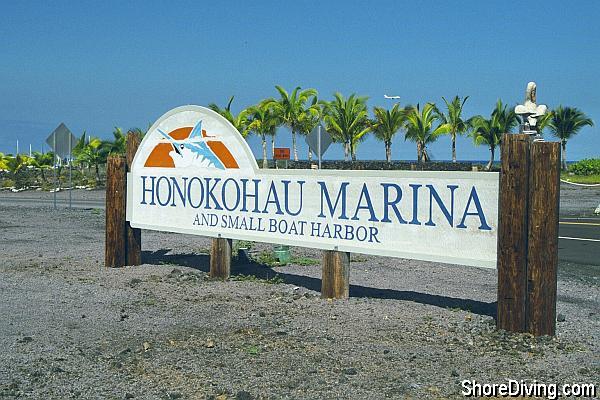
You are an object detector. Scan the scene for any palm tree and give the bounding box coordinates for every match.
[322,93,370,161]
[72,132,90,174]
[128,127,146,137]
[102,127,126,155]
[493,100,519,136]
[76,138,106,184]
[371,103,407,162]
[208,96,251,136]
[437,96,470,162]
[404,103,449,163]
[469,117,498,171]
[534,111,553,135]
[30,151,54,183]
[268,86,318,161]
[5,154,32,176]
[0,153,9,170]
[548,106,594,170]
[349,128,370,161]
[470,100,519,170]
[247,100,280,168]
[72,131,87,155]
[296,98,323,162]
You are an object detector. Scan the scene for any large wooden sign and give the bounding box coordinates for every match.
[127,106,499,267]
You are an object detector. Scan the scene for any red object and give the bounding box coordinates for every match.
[273,147,290,160]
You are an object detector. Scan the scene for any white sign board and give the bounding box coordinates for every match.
[127,106,499,268]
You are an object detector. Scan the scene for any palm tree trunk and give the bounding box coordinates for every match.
[486,145,495,171]
[351,147,357,161]
[452,134,457,163]
[385,142,391,162]
[561,140,567,171]
[416,143,420,163]
[292,130,298,161]
[261,134,267,169]
[271,137,276,158]
[344,141,349,161]
[95,163,100,184]
[308,149,313,162]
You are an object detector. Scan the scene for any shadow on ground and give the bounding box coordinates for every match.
[142,249,497,318]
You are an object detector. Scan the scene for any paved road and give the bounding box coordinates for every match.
[559,218,600,265]
[0,195,104,209]
[1,195,599,265]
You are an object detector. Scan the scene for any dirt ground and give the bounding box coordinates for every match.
[0,189,598,399]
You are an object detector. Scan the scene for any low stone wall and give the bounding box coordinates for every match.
[258,160,474,171]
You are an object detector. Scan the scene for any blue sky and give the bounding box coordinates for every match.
[1,0,598,161]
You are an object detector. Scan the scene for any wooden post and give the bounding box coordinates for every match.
[125,131,142,266]
[321,250,350,299]
[210,238,232,279]
[497,134,530,332]
[527,141,560,336]
[497,134,560,335]
[105,155,127,268]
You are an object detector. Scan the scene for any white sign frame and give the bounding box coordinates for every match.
[127,106,499,268]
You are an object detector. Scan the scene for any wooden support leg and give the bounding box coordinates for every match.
[321,250,350,299]
[497,134,530,332]
[497,134,560,336]
[105,155,127,268]
[526,141,560,336]
[210,238,232,279]
[125,131,142,266]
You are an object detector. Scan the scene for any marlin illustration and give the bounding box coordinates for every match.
[156,120,225,169]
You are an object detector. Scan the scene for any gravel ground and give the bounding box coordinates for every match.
[0,189,598,399]
[559,183,600,217]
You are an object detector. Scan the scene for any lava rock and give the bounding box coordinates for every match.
[235,391,254,400]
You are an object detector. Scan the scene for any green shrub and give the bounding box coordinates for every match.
[12,170,36,188]
[569,159,600,176]
[254,250,280,267]
[291,256,320,266]
[2,178,15,188]
[80,175,98,187]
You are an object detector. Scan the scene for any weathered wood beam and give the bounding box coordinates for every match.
[526,140,560,336]
[105,155,127,268]
[210,238,232,279]
[497,134,530,332]
[321,250,350,299]
[125,131,142,266]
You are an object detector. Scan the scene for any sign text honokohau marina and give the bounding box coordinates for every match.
[127,106,499,268]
